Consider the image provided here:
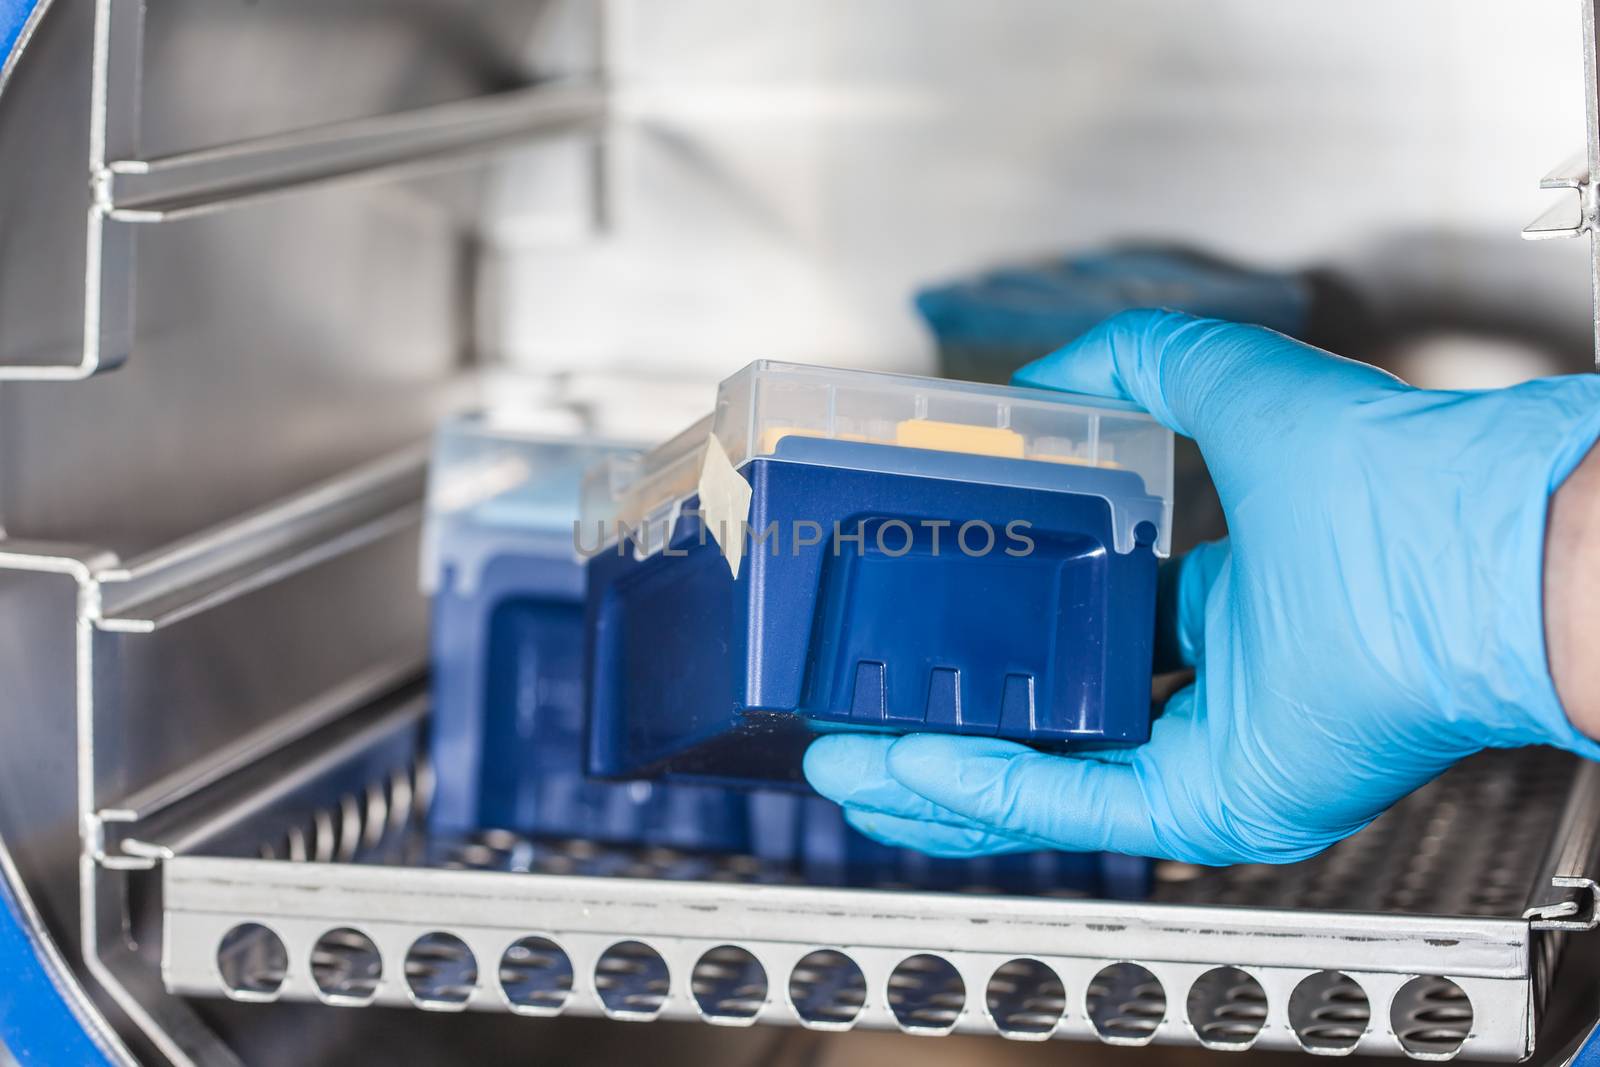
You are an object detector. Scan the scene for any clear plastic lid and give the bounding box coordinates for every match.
[422,412,637,595]
[580,360,1174,557]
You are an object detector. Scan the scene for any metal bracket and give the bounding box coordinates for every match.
[1524,762,1600,931]
[1522,0,1600,367]
[1527,876,1600,931]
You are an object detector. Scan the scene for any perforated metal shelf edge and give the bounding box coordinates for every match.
[163,854,1531,1059]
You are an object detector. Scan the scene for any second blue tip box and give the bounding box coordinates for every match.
[751,794,1152,899]
[583,361,1175,784]
[425,414,750,850]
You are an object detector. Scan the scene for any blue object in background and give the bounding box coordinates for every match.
[430,539,751,851]
[788,796,1147,897]
[587,437,1162,785]
[796,796,896,885]
[425,537,748,857]
[424,417,752,851]
[915,247,1310,385]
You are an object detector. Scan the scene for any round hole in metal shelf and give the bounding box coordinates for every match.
[310,928,381,1005]
[986,958,1065,1039]
[216,923,287,1001]
[1391,977,1472,1059]
[594,941,670,1019]
[691,945,767,1023]
[498,936,574,1015]
[1086,962,1166,1044]
[1290,970,1370,1054]
[1186,966,1268,1050]
[887,954,965,1034]
[788,950,867,1029]
[404,932,478,1009]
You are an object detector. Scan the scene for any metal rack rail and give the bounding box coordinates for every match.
[2,0,606,381]
[136,709,1600,1062]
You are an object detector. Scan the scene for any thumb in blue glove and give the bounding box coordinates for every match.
[805,309,1600,865]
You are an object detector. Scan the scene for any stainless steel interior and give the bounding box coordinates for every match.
[2,2,1599,1064]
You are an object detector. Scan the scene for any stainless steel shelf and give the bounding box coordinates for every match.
[150,739,1600,1062]
[96,81,605,223]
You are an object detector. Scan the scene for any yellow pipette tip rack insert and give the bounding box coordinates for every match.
[892,419,1024,458]
[761,420,1123,467]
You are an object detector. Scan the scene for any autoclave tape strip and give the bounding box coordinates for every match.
[697,433,753,579]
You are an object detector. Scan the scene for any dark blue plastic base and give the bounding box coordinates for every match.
[429,546,749,852]
[747,794,1150,897]
[587,446,1159,783]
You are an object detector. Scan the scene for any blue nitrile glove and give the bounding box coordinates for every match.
[805,309,1600,865]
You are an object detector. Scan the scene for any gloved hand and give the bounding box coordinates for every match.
[805,309,1600,865]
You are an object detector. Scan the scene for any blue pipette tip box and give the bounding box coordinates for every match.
[424,413,751,851]
[582,361,1175,785]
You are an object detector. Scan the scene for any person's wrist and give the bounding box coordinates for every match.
[1546,435,1600,741]
[1430,375,1600,757]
